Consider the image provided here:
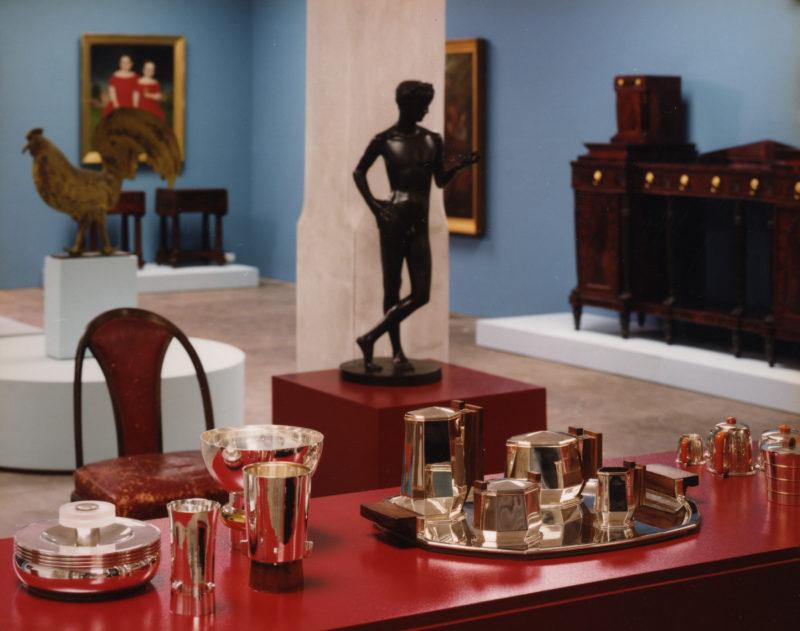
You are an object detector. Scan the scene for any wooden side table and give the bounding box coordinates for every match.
[88,191,146,267]
[155,188,228,266]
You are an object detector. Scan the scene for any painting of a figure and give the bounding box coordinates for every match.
[81,34,185,164]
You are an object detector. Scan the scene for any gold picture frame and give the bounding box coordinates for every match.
[80,33,185,164]
[444,38,486,236]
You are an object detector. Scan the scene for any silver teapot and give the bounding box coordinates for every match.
[505,430,585,507]
[706,417,755,477]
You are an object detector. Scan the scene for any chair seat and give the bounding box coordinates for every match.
[72,450,228,520]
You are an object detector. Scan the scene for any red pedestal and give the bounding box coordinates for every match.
[4,452,800,630]
[271,362,547,497]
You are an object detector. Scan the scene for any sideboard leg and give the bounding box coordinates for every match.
[620,310,631,339]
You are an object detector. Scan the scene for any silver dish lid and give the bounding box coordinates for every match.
[760,425,800,455]
[13,501,161,595]
[506,430,577,448]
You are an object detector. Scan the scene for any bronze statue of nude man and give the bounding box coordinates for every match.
[352,80,479,373]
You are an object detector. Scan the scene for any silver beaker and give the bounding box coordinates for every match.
[167,498,220,616]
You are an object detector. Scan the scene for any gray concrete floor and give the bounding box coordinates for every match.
[1,279,797,537]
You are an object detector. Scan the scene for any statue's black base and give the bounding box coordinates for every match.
[339,358,442,386]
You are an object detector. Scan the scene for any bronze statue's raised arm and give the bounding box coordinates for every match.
[432,134,480,188]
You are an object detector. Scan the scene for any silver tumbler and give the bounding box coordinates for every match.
[243,462,312,565]
[167,498,220,616]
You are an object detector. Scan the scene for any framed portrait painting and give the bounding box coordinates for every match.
[444,38,485,236]
[80,34,185,164]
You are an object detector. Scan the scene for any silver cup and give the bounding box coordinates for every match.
[243,462,313,565]
[676,433,705,466]
[167,498,220,616]
[595,466,637,529]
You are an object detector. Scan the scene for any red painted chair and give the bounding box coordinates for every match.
[71,308,227,519]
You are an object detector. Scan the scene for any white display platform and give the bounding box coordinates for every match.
[0,317,40,337]
[0,333,245,471]
[476,312,800,414]
[137,262,259,293]
[44,254,138,359]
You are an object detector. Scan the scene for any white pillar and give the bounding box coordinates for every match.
[297,0,448,371]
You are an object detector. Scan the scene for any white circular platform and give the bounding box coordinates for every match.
[0,334,245,471]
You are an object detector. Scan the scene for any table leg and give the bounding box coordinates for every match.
[157,215,168,264]
[120,214,130,253]
[214,214,225,264]
[202,212,210,251]
[170,215,181,267]
[133,216,143,268]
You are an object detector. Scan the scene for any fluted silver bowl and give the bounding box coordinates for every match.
[201,424,324,493]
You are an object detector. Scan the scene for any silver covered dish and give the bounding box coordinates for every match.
[757,425,800,505]
[13,501,161,595]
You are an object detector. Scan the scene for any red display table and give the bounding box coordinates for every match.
[272,362,547,496]
[3,452,799,630]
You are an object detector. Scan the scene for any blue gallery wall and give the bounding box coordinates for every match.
[250,0,306,282]
[3,1,800,322]
[0,0,256,288]
[446,0,800,317]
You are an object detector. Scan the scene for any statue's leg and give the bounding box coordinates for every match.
[357,223,405,371]
[392,228,431,371]
[358,227,431,370]
[384,260,403,361]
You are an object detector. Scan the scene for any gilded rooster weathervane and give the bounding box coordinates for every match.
[23,108,181,256]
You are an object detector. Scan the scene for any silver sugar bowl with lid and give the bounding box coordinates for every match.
[758,425,800,505]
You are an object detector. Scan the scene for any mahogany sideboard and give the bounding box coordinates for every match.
[570,75,800,365]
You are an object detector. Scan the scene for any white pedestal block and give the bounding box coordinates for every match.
[476,312,800,414]
[44,254,138,359]
[137,263,260,293]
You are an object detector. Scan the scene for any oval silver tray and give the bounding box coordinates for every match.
[364,481,700,559]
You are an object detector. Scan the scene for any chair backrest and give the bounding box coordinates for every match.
[73,307,214,468]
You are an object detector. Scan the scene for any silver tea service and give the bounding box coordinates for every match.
[368,406,701,558]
